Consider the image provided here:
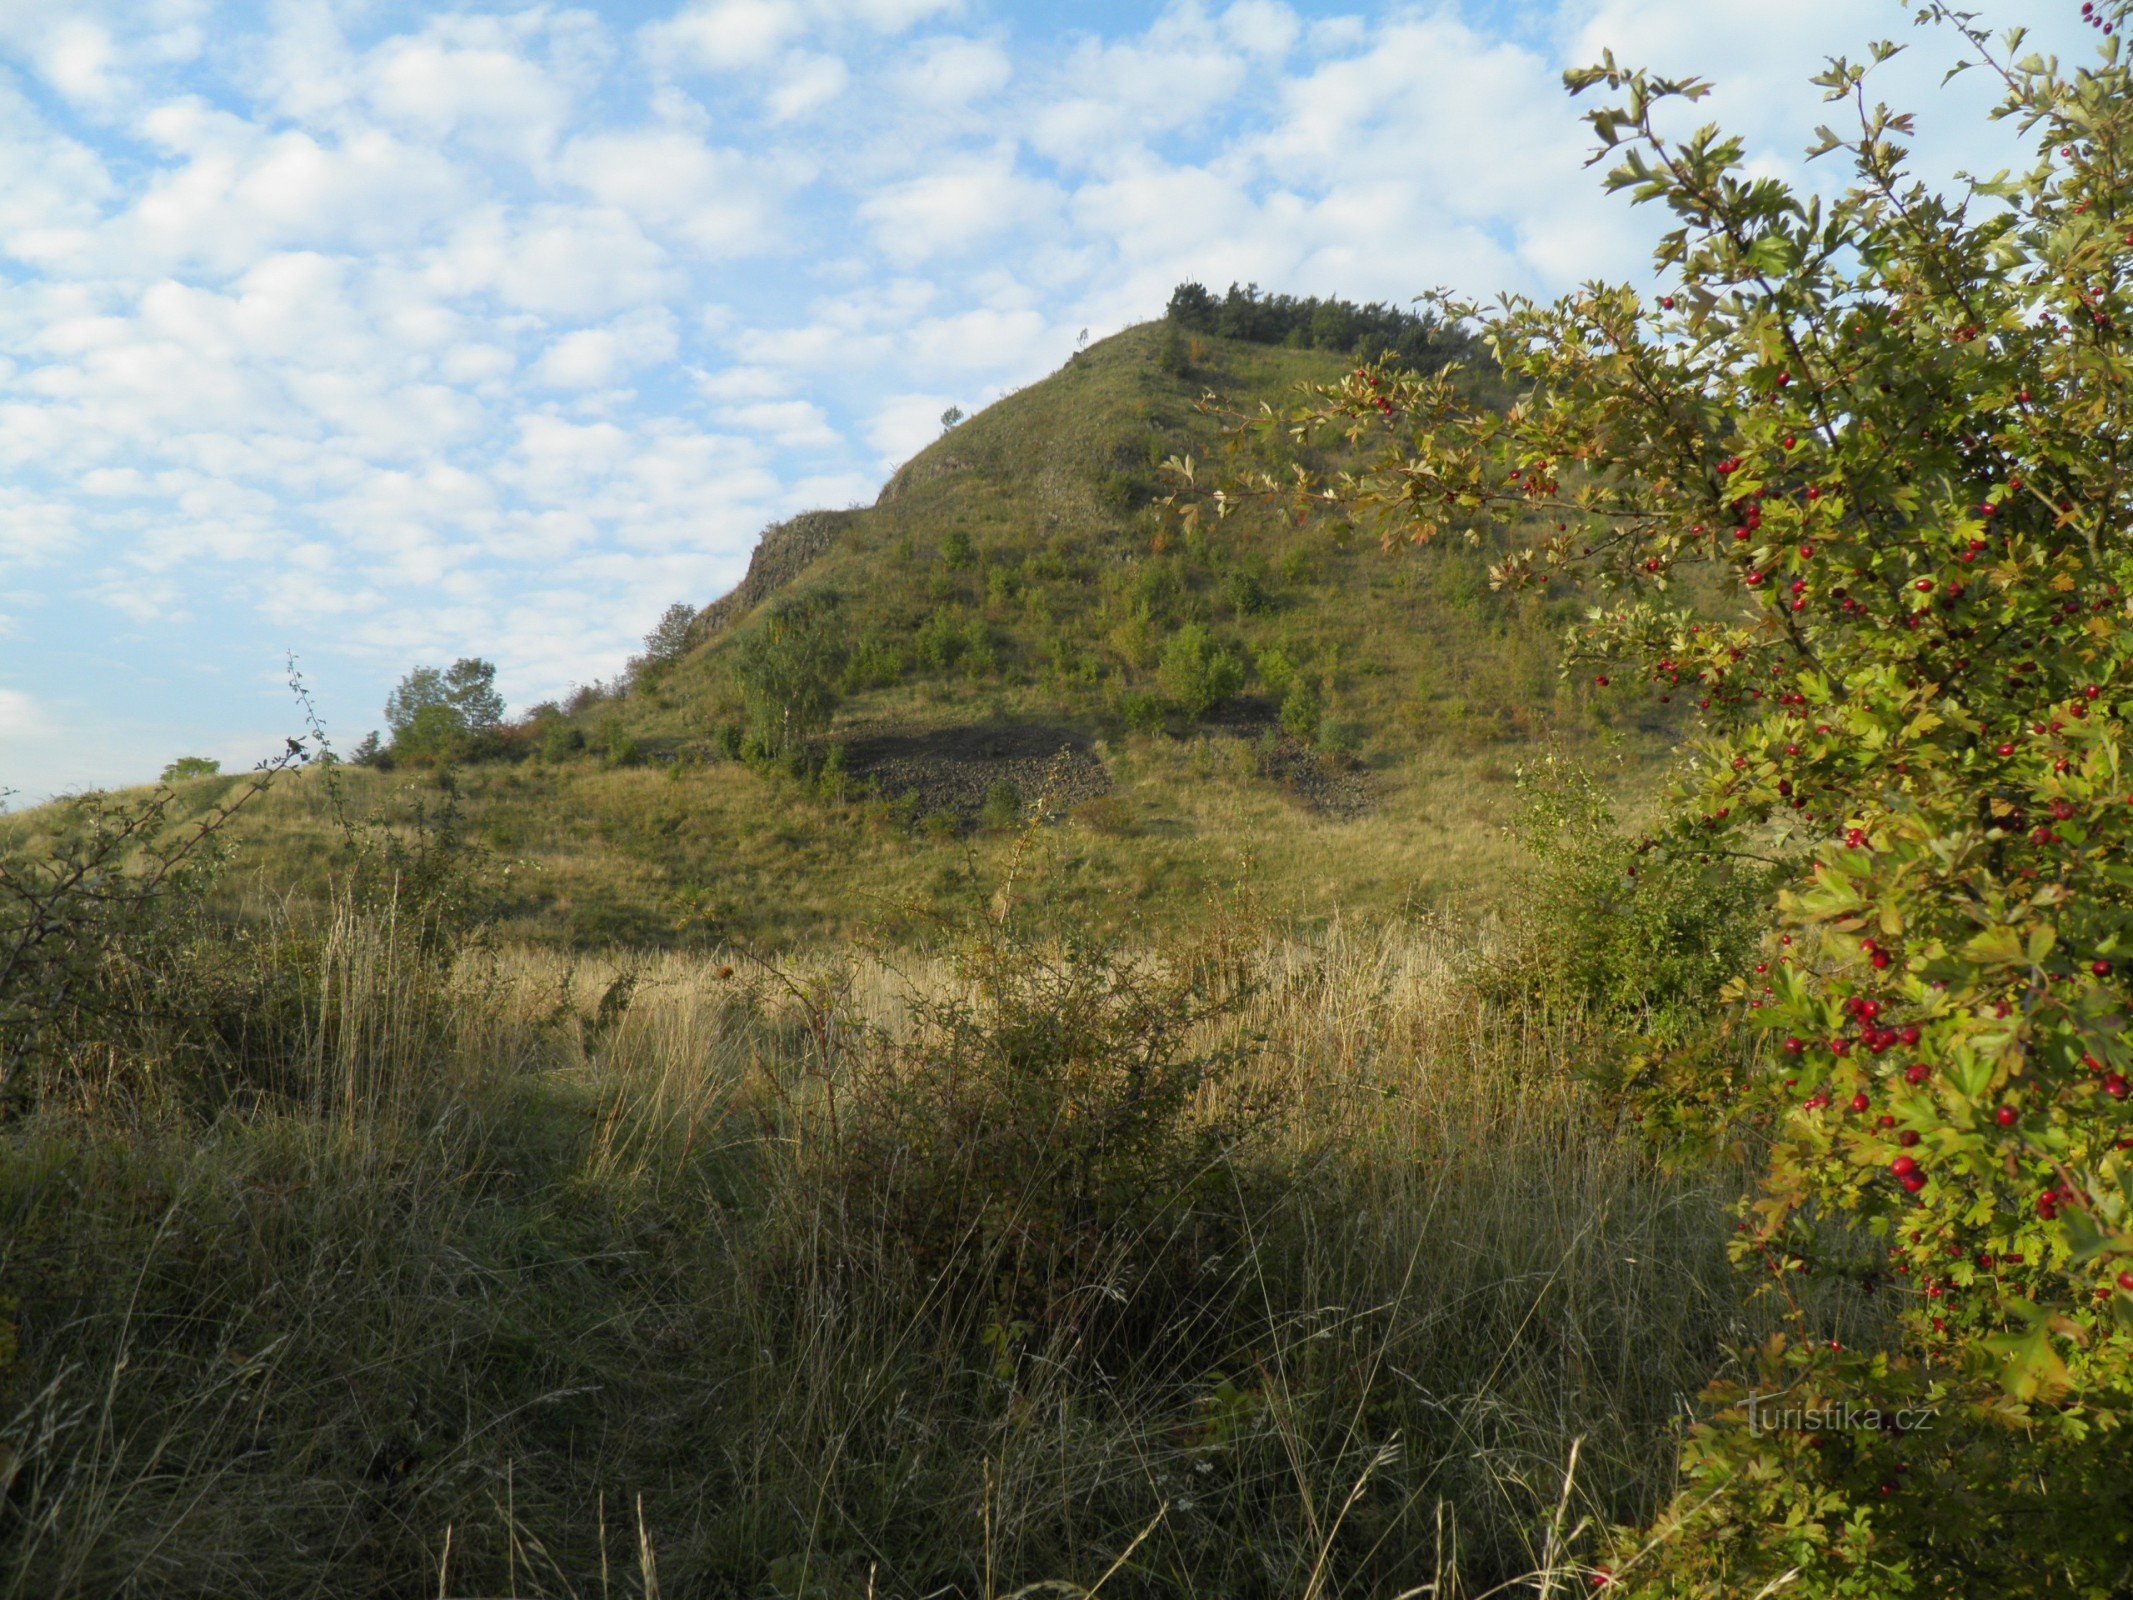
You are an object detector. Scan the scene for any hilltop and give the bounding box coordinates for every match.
[114,312,1678,946]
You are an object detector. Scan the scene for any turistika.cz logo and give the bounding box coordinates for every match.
[1743,1394,1940,1437]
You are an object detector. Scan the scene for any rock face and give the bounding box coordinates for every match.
[693,509,853,641]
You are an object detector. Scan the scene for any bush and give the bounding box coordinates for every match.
[1248,13,2133,1592]
[1158,623,1244,719]
[160,756,220,782]
[1492,755,1767,1059]
[1117,687,1166,732]
[980,779,1021,832]
[629,600,698,684]
[1,747,304,1111]
[914,607,994,677]
[538,720,585,761]
[1224,559,1273,616]
[814,914,1263,1349]
[1278,675,1322,742]
[384,658,503,761]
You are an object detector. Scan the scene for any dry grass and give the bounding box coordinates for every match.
[0,900,1786,1599]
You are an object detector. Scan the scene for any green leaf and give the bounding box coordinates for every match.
[1962,926,2025,967]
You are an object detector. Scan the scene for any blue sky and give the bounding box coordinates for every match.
[0,0,2082,800]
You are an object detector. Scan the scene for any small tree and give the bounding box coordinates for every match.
[732,595,847,765]
[1166,282,1218,332]
[384,657,504,760]
[441,658,503,734]
[160,757,219,782]
[640,602,697,673]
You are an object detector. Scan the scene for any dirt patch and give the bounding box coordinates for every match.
[844,722,1111,823]
[1255,737,1375,820]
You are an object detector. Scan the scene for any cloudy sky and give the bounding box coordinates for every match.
[0,0,2081,799]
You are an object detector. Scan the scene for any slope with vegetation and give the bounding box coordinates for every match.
[202,302,1669,947]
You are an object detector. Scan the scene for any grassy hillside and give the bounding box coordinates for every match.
[36,319,1682,947]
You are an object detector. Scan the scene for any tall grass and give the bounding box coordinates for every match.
[0,904,1787,1598]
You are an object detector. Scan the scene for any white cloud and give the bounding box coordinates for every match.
[364,25,575,162]
[887,35,1011,104]
[1220,0,1302,59]
[422,205,679,318]
[0,687,48,737]
[558,127,782,255]
[533,308,681,390]
[646,0,807,72]
[767,52,852,121]
[713,398,842,449]
[865,392,955,471]
[858,151,1058,263]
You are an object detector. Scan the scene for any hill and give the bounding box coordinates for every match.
[96,316,1679,946]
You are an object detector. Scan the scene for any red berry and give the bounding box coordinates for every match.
[1898,1129,1919,1147]
[1891,1155,1919,1177]
[1995,1105,2018,1127]
[1901,1173,1926,1193]
[1850,1093,1870,1113]
[2093,960,2113,977]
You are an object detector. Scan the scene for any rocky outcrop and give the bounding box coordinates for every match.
[875,450,965,506]
[693,509,853,640]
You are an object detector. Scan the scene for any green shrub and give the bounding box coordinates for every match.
[1493,755,1767,1057]
[1158,623,1244,719]
[815,915,1262,1347]
[160,756,220,782]
[395,701,472,765]
[1224,560,1273,616]
[538,720,585,761]
[980,779,1021,832]
[939,527,973,571]
[600,719,640,767]
[1252,14,2133,1592]
[384,658,503,761]
[1278,675,1322,742]
[916,607,992,675]
[1118,688,1166,732]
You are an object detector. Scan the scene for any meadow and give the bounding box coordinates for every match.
[0,840,1846,1598]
